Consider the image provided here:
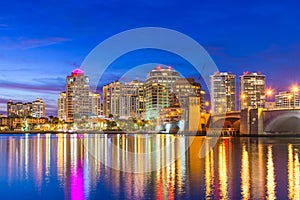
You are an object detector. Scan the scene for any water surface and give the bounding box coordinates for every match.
[0,134,299,199]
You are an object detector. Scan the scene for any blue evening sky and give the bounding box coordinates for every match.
[0,0,300,116]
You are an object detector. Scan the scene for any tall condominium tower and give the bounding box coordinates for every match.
[120,80,145,119]
[145,66,180,119]
[66,69,91,121]
[210,72,236,114]
[240,72,266,110]
[60,69,100,122]
[103,81,122,117]
[173,78,205,112]
[32,98,46,118]
[90,92,101,117]
[103,80,145,119]
[58,92,67,121]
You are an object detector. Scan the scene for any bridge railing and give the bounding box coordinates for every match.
[206,128,239,137]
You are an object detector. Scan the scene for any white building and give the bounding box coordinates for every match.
[275,91,299,108]
[58,69,101,122]
[145,66,180,119]
[210,72,236,113]
[240,72,265,110]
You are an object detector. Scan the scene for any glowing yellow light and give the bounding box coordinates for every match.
[292,85,299,93]
[266,89,273,97]
[241,145,250,200]
[266,145,276,200]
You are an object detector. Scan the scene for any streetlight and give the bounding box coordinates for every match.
[265,88,274,110]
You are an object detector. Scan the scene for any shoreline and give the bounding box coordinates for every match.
[0,130,300,137]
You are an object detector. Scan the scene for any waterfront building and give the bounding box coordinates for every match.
[7,98,46,118]
[240,72,266,110]
[145,66,180,119]
[173,78,206,112]
[65,69,92,122]
[90,92,101,117]
[103,80,145,119]
[103,81,122,117]
[210,72,236,114]
[58,92,67,121]
[275,91,299,108]
[120,80,145,119]
[32,98,46,118]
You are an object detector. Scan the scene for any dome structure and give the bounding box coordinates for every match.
[71,68,84,76]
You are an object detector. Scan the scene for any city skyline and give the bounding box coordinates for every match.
[1,1,300,116]
[2,66,300,117]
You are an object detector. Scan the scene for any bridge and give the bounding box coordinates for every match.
[210,108,300,135]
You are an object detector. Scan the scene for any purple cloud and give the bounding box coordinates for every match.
[0,36,70,50]
[0,79,64,92]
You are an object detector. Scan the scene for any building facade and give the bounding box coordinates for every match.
[58,92,67,121]
[145,66,180,119]
[103,81,122,117]
[32,98,46,118]
[103,80,145,119]
[58,69,101,122]
[240,72,266,110]
[66,69,91,121]
[210,72,236,114]
[90,92,101,117]
[7,98,46,118]
[275,91,299,108]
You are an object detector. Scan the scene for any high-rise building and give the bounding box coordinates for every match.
[58,92,67,121]
[275,91,299,108]
[103,80,145,119]
[66,69,91,121]
[7,98,45,118]
[120,80,145,119]
[90,92,101,117]
[172,78,206,112]
[210,72,236,113]
[159,78,205,131]
[32,98,46,118]
[240,72,265,110]
[103,81,122,117]
[145,66,180,119]
[60,69,100,122]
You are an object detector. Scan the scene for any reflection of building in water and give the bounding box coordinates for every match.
[266,145,276,200]
[241,145,250,200]
[218,140,228,199]
[288,144,300,200]
[248,139,265,199]
[3,135,299,199]
[205,141,215,198]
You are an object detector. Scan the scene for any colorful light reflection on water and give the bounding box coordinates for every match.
[0,134,299,199]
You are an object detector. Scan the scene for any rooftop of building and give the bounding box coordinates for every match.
[151,66,175,71]
[71,68,84,76]
[240,71,265,76]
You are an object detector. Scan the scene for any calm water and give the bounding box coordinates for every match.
[0,134,300,199]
